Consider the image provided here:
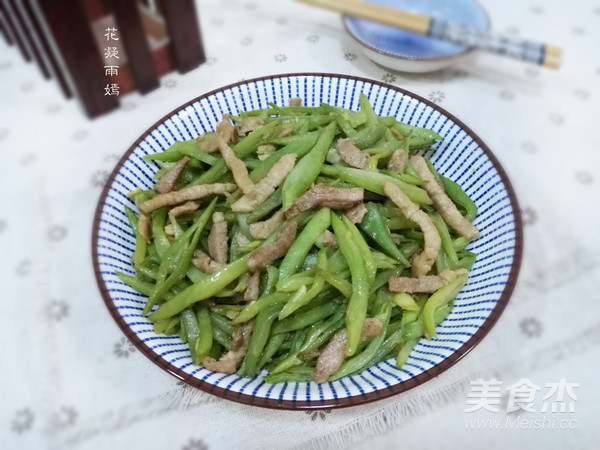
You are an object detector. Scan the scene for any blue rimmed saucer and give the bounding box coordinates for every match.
[344,0,489,72]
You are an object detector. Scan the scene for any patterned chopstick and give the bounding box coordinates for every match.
[298,0,562,69]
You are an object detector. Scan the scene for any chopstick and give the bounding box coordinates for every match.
[297,0,562,69]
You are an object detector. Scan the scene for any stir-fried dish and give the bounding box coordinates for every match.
[118,94,480,383]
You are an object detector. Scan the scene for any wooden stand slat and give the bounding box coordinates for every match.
[22,0,72,98]
[0,11,14,45]
[0,1,31,61]
[38,0,118,118]
[160,0,205,73]
[8,0,50,79]
[111,0,159,94]
[3,0,205,115]
[81,0,111,21]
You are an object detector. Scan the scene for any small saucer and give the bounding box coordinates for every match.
[344,0,489,73]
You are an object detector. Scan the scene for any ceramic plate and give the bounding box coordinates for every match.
[92,73,522,409]
[344,0,489,72]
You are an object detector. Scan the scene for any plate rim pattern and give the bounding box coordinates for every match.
[91,72,523,410]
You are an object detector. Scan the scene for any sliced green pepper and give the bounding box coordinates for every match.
[278,207,331,281]
[282,123,336,210]
[331,213,370,357]
[320,164,432,205]
[422,272,468,339]
[360,203,410,266]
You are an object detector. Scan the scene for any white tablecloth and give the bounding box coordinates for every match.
[1,0,599,448]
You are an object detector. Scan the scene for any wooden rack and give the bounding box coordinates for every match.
[0,0,206,118]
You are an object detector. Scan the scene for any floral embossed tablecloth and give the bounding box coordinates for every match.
[1,0,600,449]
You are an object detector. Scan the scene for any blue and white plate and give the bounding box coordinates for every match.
[344,0,489,72]
[92,74,522,409]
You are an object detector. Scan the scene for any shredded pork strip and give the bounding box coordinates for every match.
[313,318,384,383]
[244,271,261,302]
[249,211,284,240]
[382,180,441,277]
[202,321,254,374]
[362,318,385,337]
[278,123,294,138]
[411,155,480,240]
[248,222,297,272]
[208,212,228,264]
[345,202,368,224]
[387,149,407,174]
[289,97,302,106]
[232,154,297,213]
[218,139,255,195]
[153,156,190,194]
[168,200,199,218]
[389,269,468,293]
[164,223,175,240]
[234,232,250,247]
[322,230,338,248]
[191,249,223,274]
[216,114,234,143]
[336,138,368,169]
[284,184,364,219]
[390,127,404,141]
[137,212,152,241]
[235,117,264,139]
[139,183,236,214]
[196,134,220,153]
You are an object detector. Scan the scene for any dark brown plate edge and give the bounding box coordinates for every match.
[91,72,523,410]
